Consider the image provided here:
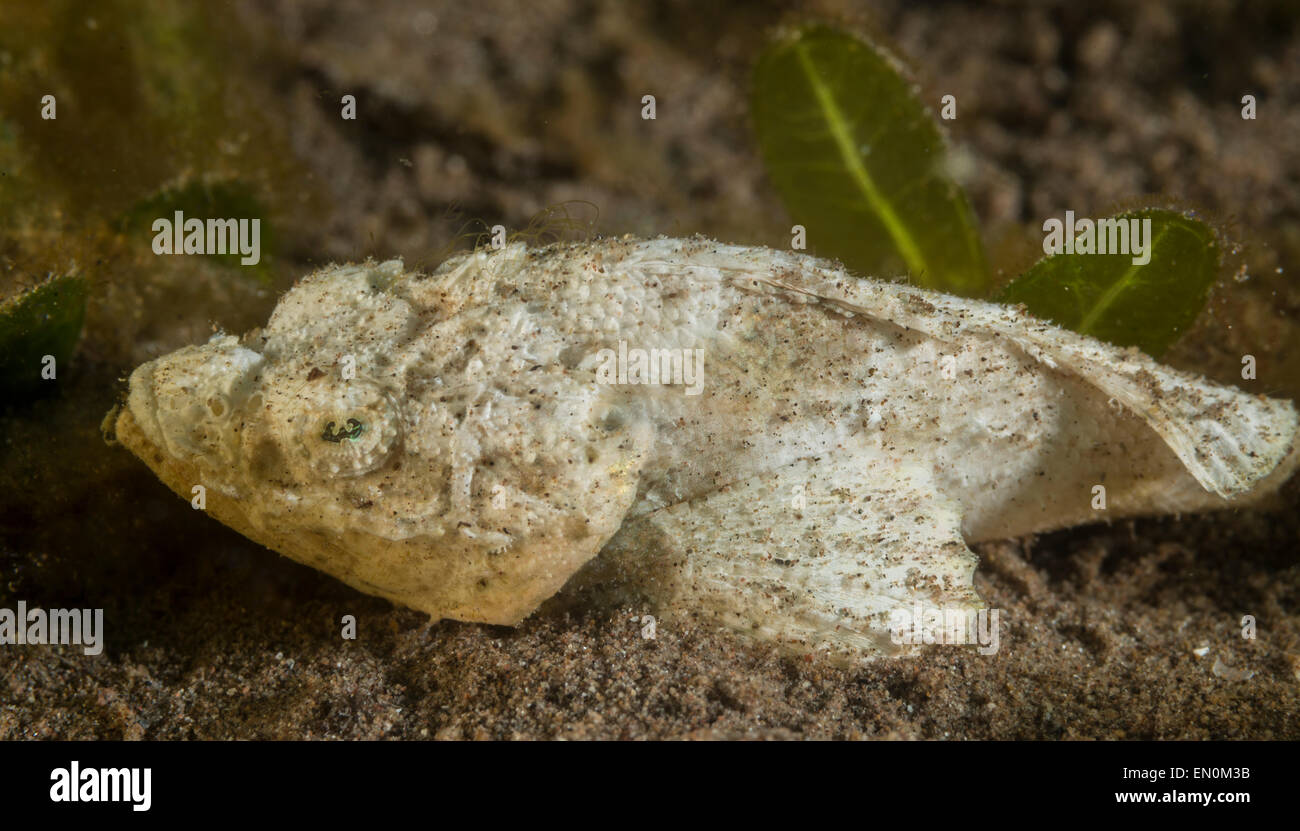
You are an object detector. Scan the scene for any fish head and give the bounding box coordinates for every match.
[119,261,414,492]
[113,257,652,624]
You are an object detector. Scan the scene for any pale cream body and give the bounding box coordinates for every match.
[114,238,1299,658]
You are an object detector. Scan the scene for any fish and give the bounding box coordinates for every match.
[110,237,1300,660]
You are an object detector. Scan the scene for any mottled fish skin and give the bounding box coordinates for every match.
[112,237,1299,657]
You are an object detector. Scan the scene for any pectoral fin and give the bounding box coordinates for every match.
[640,241,1297,502]
[585,454,984,661]
[740,252,1299,500]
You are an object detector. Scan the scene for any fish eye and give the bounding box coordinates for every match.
[274,375,403,479]
[321,418,366,443]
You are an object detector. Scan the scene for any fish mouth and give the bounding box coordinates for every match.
[113,403,170,477]
[119,361,168,459]
[115,336,268,468]
[103,368,183,492]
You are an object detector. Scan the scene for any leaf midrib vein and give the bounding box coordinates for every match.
[793,42,928,281]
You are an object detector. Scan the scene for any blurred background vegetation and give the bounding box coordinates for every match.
[3,0,1298,406]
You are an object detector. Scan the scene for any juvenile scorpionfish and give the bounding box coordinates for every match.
[112,238,1299,659]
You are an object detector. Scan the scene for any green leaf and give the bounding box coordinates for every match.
[751,25,988,296]
[0,273,88,402]
[994,209,1220,358]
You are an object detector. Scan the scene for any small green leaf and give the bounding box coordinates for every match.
[995,209,1220,357]
[0,273,88,402]
[751,25,988,295]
